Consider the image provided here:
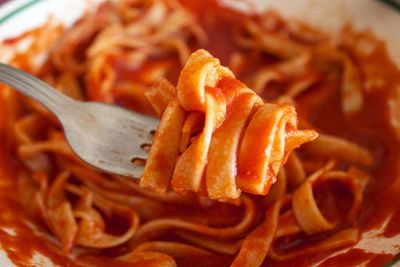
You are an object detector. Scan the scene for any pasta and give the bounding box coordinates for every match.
[0,0,399,266]
[141,49,317,198]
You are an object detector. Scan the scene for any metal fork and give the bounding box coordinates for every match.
[0,62,159,178]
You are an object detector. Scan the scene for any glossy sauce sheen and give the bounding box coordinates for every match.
[0,1,400,266]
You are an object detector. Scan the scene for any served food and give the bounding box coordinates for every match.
[0,0,399,266]
[141,49,317,198]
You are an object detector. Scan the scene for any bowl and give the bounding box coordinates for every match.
[0,0,399,266]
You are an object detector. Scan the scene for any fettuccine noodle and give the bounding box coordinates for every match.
[141,49,317,198]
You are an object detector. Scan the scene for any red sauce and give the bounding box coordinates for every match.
[0,1,399,267]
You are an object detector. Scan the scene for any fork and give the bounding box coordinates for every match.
[0,62,159,178]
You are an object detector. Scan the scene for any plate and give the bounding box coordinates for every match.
[0,0,399,266]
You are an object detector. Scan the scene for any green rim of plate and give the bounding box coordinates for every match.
[380,0,400,12]
[385,255,400,267]
[0,0,42,24]
[0,0,399,26]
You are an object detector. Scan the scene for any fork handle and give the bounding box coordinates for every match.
[0,62,74,114]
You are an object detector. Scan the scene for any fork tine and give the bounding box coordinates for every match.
[132,149,149,159]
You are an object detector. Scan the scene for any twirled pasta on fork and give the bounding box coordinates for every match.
[141,49,318,199]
